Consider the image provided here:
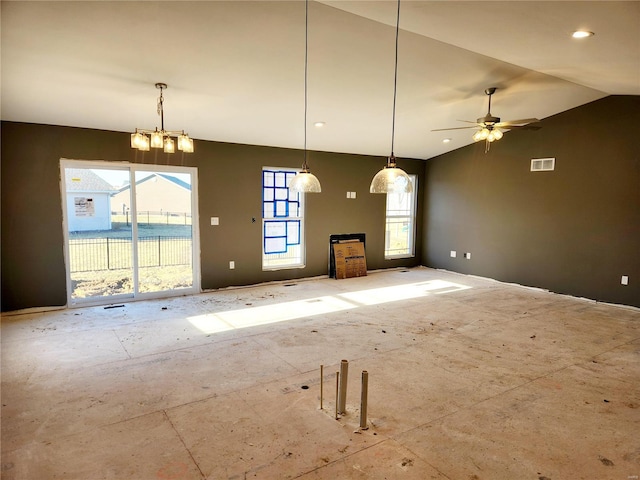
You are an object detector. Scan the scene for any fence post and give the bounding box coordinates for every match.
[158,236,161,266]
[106,237,110,270]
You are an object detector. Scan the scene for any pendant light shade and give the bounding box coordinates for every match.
[370,155,413,194]
[288,0,321,194]
[370,0,411,194]
[289,166,322,193]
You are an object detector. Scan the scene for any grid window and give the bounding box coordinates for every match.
[262,168,304,269]
[385,174,417,259]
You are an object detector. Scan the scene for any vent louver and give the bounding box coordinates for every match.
[531,158,555,172]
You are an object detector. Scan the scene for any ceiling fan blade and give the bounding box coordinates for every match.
[431,126,478,132]
[496,118,540,126]
[500,124,542,131]
[457,120,480,124]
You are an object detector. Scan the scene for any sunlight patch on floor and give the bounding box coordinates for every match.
[188,279,471,334]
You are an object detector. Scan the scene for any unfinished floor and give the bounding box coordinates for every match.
[1,267,639,480]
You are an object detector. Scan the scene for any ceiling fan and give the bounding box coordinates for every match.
[433,87,540,152]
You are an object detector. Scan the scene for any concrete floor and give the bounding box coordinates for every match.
[1,267,639,480]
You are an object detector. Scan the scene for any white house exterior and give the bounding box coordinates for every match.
[65,168,114,231]
[112,173,191,214]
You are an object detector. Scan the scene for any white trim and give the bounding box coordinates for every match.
[384,174,418,259]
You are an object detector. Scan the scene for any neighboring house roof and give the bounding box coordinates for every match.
[113,173,191,194]
[65,168,115,193]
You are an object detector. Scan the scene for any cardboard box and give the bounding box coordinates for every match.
[333,240,367,279]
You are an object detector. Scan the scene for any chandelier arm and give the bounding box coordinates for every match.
[135,129,185,136]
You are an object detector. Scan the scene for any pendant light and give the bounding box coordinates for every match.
[289,0,321,193]
[370,0,412,194]
[131,83,194,154]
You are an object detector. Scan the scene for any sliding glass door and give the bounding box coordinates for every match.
[61,160,199,306]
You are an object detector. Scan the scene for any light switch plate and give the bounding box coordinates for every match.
[621,275,629,285]
[211,217,219,226]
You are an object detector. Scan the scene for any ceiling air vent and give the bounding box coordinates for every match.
[531,157,555,172]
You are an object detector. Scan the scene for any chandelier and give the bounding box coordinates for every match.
[369,0,412,194]
[130,83,194,154]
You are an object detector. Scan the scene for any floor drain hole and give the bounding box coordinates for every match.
[301,385,309,390]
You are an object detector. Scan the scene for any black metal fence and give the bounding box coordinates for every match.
[69,236,192,273]
[111,211,192,226]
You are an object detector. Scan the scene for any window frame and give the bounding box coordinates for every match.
[384,174,417,259]
[261,167,305,270]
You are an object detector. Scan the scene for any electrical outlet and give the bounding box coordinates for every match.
[229,261,235,269]
[450,250,457,258]
[464,252,471,259]
[211,217,219,226]
[621,275,629,285]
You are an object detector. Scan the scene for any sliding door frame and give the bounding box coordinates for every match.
[60,159,201,307]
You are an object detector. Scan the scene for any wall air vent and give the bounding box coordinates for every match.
[531,157,555,172]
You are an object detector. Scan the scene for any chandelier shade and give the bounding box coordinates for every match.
[131,83,194,154]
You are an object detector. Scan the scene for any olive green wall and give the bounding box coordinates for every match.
[1,122,425,312]
[4,95,638,312]
[422,95,640,308]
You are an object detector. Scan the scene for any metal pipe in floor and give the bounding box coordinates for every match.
[338,359,348,414]
[320,364,324,410]
[335,371,340,420]
[359,370,369,429]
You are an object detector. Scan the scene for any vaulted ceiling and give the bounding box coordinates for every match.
[2,1,638,160]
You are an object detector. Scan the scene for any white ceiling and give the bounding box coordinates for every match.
[2,1,639,160]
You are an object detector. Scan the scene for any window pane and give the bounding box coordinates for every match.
[287,221,300,245]
[275,172,287,187]
[275,200,288,216]
[265,221,286,237]
[265,237,287,254]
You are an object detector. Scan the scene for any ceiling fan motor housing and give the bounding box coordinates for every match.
[478,115,501,126]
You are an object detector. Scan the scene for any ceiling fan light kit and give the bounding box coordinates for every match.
[370,0,412,194]
[131,83,194,154]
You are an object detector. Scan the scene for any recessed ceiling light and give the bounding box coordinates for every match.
[442,138,451,143]
[572,30,594,38]
[314,122,325,128]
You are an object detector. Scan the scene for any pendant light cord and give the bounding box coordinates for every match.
[303,0,309,169]
[390,0,400,159]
